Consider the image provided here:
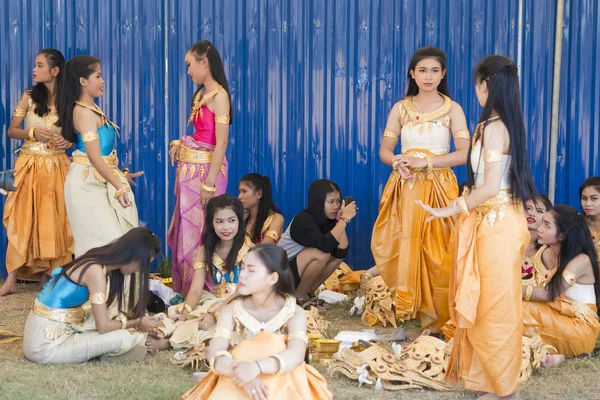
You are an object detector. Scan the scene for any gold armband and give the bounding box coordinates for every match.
[562,270,576,287]
[483,149,503,162]
[14,106,27,117]
[89,292,107,305]
[288,331,309,345]
[456,196,470,216]
[113,187,131,200]
[80,131,100,143]
[212,327,232,341]
[193,262,208,271]
[453,130,470,140]
[383,129,399,138]
[264,230,280,241]
[215,114,230,125]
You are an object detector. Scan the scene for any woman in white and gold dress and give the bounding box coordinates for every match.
[369,47,470,332]
[183,243,332,400]
[59,55,141,257]
[23,228,159,364]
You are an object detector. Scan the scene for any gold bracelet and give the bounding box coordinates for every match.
[117,313,128,329]
[170,139,181,148]
[28,127,37,141]
[524,284,533,301]
[201,182,217,193]
[209,350,233,372]
[113,187,131,200]
[176,303,193,313]
[272,354,285,376]
[456,196,470,216]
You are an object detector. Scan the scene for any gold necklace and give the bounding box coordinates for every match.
[188,85,222,125]
[75,101,120,135]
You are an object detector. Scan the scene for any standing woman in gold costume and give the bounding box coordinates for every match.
[1,49,73,296]
[369,47,470,333]
[420,55,537,399]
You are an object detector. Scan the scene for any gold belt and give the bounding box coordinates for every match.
[32,301,85,324]
[19,141,66,156]
[73,153,119,169]
[477,190,513,208]
[178,145,213,164]
[213,282,237,300]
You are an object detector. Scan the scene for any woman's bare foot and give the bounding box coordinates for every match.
[145,335,171,352]
[543,354,565,368]
[0,273,18,296]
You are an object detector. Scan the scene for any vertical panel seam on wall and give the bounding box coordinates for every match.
[517,0,524,82]
[164,0,170,255]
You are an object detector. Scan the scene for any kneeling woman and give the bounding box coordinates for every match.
[23,227,160,364]
[278,179,356,305]
[146,195,253,351]
[183,243,332,399]
[523,205,600,359]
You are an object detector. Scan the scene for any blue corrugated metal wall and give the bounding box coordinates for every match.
[0,0,597,278]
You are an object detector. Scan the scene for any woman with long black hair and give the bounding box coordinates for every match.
[168,40,233,296]
[23,227,160,364]
[1,49,73,296]
[238,173,284,244]
[420,55,537,399]
[522,205,600,362]
[369,46,470,333]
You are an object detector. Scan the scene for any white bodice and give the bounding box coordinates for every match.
[398,94,453,155]
[565,283,596,305]
[470,139,512,189]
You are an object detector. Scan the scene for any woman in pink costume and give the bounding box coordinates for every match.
[168,40,232,296]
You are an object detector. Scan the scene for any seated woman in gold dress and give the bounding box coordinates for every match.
[523,205,600,361]
[521,194,552,277]
[183,243,332,400]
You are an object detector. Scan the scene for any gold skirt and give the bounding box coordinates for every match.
[371,149,458,332]
[3,148,73,279]
[447,195,529,396]
[523,296,600,357]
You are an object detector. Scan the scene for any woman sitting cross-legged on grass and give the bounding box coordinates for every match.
[182,243,332,399]
[23,227,160,364]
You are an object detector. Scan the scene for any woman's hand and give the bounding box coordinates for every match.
[231,361,261,387]
[138,316,156,332]
[201,185,216,208]
[169,144,180,166]
[116,190,132,209]
[52,134,72,149]
[198,312,216,331]
[241,377,271,400]
[338,201,357,221]
[32,127,54,143]
[124,170,144,186]
[416,200,458,223]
